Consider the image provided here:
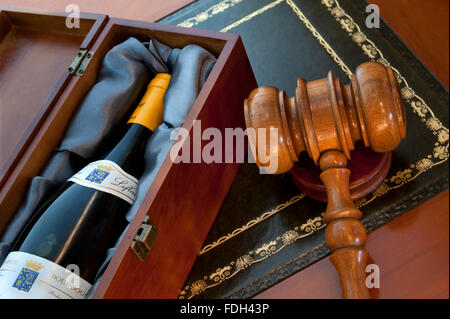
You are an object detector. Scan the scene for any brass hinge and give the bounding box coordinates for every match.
[68,49,94,76]
[130,215,158,261]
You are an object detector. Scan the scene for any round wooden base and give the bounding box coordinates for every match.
[290,145,391,202]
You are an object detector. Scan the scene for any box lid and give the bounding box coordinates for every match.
[0,6,107,189]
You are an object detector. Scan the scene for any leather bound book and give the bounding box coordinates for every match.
[161,0,449,299]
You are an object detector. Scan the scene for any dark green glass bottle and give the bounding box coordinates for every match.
[0,73,171,299]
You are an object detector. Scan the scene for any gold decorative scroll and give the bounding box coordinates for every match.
[177,0,244,28]
[179,216,326,299]
[199,194,305,255]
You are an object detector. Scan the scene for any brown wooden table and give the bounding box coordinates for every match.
[0,0,195,24]
[2,0,448,299]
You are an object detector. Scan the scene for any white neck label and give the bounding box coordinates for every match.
[68,160,138,205]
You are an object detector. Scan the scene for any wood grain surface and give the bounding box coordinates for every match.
[369,0,449,89]
[0,9,107,229]
[0,0,194,23]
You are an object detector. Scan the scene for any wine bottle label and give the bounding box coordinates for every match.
[68,160,138,205]
[0,251,92,299]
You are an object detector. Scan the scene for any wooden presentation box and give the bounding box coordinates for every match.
[0,7,257,298]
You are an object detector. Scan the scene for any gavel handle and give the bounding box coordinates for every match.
[319,150,371,299]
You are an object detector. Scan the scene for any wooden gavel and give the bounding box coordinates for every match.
[244,61,406,299]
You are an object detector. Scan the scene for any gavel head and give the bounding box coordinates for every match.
[244,61,406,174]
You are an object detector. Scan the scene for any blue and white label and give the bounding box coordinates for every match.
[68,160,138,205]
[0,252,92,299]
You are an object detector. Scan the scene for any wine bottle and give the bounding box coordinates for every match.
[0,73,171,299]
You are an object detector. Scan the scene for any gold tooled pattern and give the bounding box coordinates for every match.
[220,0,284,32]
[179,216,326,299]
[199,194,305,255]
[177,0,244,28]
[285,0,353,77]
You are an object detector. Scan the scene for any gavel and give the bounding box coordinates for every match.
[244,61,406,299]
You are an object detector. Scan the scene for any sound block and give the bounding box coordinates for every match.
[290,145,391,202]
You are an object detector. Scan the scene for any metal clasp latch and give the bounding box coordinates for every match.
[130,215,158,261]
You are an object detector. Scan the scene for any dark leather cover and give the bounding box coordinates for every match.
[160,0,449,299]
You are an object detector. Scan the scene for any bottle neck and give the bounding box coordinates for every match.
[104,124,152,178]
[102,73,171,178]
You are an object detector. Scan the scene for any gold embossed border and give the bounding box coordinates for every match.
[177,0,449,298]
[200,194,305,254]
[220,0,284,32]
[177,0,244,28]
[179,216,326,299]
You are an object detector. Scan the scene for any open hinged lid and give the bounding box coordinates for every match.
[0,6,107,190]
